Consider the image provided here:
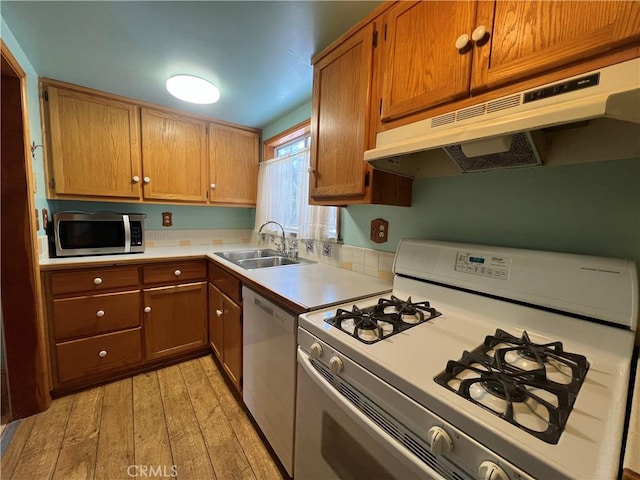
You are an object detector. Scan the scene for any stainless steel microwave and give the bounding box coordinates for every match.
[51,212,145,257]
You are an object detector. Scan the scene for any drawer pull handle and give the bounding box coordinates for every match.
[144,306,152,313]
[93,277,103,285]
[174,269,182,276]
[96,310,105,318]
[98,350,107,358]
[216,309,223,317]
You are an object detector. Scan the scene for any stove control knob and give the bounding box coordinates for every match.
[310,343,323,360]
[329,356,343,374]
[427,426,452,456]
[478,461,509,480]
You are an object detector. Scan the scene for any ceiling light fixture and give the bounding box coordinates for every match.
[166,74,220,104]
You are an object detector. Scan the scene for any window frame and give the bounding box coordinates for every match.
[262,119,340,240]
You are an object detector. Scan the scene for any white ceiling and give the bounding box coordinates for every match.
[1,1,381,129]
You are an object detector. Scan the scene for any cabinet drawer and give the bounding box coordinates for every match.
[52,290,141,341]
[143,261,206,284]
[208,261,242,303]
[56,328,142,383]
[50,267,140,295]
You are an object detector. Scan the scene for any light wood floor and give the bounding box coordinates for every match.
[1,356,285,480]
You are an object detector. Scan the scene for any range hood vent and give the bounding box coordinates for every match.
[365,58,640,178]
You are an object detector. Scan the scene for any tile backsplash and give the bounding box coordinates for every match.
[259,234,394,281]
[145,229,254,247]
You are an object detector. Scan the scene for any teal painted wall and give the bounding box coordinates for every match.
[1,16,48,234]
[49,200,255,230]
[261,101,311,146]
[344,158,640,265]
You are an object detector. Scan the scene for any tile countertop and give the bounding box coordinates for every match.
[39,245,393,312]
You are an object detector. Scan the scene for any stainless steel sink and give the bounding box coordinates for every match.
[237,256,301,269]
[213,249,313,270]
[215,249,280,262]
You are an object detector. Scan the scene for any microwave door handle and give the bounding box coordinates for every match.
[123,215,131,253]
[296,348,446,480]
[54,218,64,257]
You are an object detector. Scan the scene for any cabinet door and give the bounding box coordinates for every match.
[44,86,141,198]
[140,108,207,202]
[471,1,640,91]
[380,1,476,121]
[143,282,207,361]
[208,283,224,360]
[208,123,260,205]
[222,294,242,390]
[310,23,375,199]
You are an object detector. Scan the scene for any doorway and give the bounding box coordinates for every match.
[1,40,51,421]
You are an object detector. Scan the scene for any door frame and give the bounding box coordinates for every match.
[1,39,51,418]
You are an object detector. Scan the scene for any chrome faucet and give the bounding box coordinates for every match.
[258,221,286,255]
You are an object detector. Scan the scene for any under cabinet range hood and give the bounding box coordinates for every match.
[365,58,640,177]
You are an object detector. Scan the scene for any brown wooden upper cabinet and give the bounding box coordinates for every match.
[140,108,208,202]
[310,21,412,206]
[380,0,640,122]
[41,80,260,205]
[43,85,142,199]
[208,123,260,206]
[380,1,477,122]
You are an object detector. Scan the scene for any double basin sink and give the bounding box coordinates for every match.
[214,248,314,270]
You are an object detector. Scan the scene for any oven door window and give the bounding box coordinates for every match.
[58,220,124,249]
[321,413,395,480]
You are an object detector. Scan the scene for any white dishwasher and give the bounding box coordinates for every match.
[242,286,297,477]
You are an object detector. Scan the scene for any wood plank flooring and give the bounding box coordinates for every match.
[1,356,284,480]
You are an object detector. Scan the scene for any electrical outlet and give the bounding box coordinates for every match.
[370,218,388,243]
[322,243,332,257]
[162,212,173,227]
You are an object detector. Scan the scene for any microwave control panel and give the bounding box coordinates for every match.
[455,252,511,280]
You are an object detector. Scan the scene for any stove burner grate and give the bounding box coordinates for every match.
[324,295,441,344]
[434,329,589,444]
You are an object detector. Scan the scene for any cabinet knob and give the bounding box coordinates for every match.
[210,183,216,189]
[143,176,151,184]
[174,269,182,277]
[144,306,152,313]
[98,350,108,358]
[93,277,103,285]
[307,168,316,174]
[216,309,223,317]
[132,175,140,183]
[455,33,470,50]
[96,310,105,318]
[472,25,488,42]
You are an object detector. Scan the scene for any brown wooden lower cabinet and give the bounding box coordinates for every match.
[208,281,242,392]
[55,327,142,383]
[43,261,210,394]
[222,293,242,389]
[143,281,208,361]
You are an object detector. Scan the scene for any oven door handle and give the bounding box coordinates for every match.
[297,348,446,480]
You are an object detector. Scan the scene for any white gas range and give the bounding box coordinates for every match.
[294,239,638,480]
